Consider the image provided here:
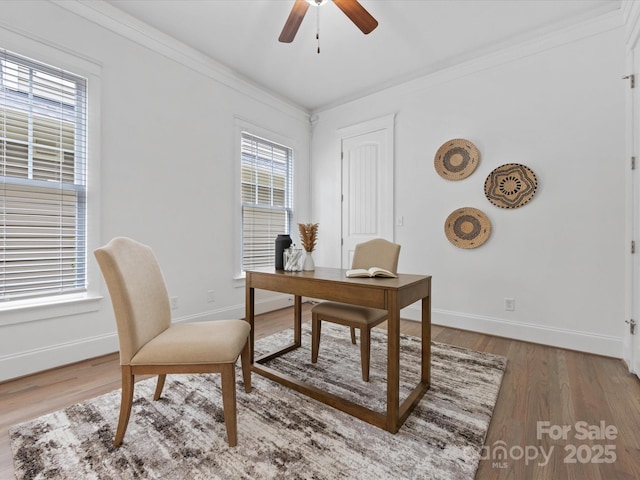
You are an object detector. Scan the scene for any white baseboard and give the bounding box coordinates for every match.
[3,297,621,383]
[0,332,119,383]
[401,306,623,358]
[0,294,295,383]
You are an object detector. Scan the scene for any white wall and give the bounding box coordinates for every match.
[0,0,311,381]
[0,2,628,382]
[310,12,626,357]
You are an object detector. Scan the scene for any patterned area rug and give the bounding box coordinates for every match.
[10,323,507,480]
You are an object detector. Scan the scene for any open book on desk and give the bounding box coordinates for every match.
[345,267,397,278]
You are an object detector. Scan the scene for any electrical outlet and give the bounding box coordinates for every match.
[170,296,179,310]
[504,297,515,311]
[207,290,215,303]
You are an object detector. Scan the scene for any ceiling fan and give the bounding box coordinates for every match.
[278,0,378,44]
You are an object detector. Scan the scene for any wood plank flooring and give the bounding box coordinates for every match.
[1,304,639,479]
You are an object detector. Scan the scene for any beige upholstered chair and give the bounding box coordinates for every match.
[94,237,251,447]
[311,238,401,381]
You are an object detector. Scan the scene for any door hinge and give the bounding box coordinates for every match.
[623,74,635,88]
[632,240,636,254]
[625,319,636,335]
[632,156,636,170]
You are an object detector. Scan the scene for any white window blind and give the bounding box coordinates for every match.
[1,49,87,302]
[241,131,293,271]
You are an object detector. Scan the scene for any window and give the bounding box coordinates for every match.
[241,131,293,272]
[0,49,87,302]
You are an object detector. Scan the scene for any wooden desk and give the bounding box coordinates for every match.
[245,267,432,433]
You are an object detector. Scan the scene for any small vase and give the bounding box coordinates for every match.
[275,234,292,270]
[302,252,315,271]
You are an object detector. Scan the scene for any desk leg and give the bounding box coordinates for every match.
[246,284,255,364]
[294,295,302,347]
[422,293,431,384]
[387,291,401,433]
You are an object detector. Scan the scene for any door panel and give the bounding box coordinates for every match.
[340,117,394,268]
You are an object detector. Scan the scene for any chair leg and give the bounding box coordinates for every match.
[350,327,357,344]
[153,374,167,400]
[220,364,238,447]
[240,340,252,393]
[114,365,135,446]
[311,314,321,363]
[360,327,371,382]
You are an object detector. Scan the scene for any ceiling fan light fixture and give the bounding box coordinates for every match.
[306,0,330,6]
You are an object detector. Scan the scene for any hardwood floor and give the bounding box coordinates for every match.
[2,304,639,479]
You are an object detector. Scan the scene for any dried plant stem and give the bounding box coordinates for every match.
[298,223,319,252]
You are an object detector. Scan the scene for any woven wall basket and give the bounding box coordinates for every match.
[444,207,491,249]
[434,139,479,180]
[484,163,538,209]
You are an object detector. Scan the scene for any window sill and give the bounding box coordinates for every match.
[233,274,246,288]
[0,294,103,327]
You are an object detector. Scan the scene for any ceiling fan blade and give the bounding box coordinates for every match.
[333,0,378,35]
[279,0,310,43]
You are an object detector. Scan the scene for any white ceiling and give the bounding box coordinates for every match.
[104,0,620,112]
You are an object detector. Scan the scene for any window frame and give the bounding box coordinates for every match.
[1,50,87,301]
[234,119,296,281]
[0,30,102,325]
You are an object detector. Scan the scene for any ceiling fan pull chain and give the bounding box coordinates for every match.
[316,5,320,54]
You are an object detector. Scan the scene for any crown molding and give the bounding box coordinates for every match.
[49,1,623,120]
[314,8,624,114]
[50,0,311,123]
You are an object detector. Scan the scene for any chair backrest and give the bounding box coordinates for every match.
[351,238,401,273]
[94,237,171,365]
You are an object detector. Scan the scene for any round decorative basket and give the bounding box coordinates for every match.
[484,163,538,209]
[434,139,480,180]
[444,207,491,249]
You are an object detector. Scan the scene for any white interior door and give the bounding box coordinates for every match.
[339,115,395,268]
